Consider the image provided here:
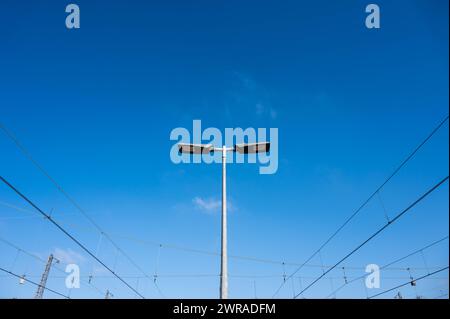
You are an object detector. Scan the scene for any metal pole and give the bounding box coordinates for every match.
[34,254,54,299]
[220,147,228,299]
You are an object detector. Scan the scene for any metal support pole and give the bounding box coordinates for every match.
[34,254,54,299]
[220,147,228,299]
[178,142,270,299]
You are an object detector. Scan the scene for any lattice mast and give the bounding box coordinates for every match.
[34,254,55,299]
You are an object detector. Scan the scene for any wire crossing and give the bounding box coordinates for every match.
[368,266,449,299]
[0,235,106,297]
[326,235,449,298]
[0,175,145,299]
[273,115,449,297]
[294,175,449,298]
[0,122,158,294]
[1,116,448,299]
[0,266,70,299]
[1,196,444,272]
[5,198,428,271]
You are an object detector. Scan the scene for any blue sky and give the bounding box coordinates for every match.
[0,0,448,298]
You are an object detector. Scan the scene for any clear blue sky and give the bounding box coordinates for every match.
[0,0,448,299]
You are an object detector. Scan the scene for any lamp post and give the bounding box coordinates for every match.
[178,142,270,299]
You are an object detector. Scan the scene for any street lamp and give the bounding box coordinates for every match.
[178,141,270,299]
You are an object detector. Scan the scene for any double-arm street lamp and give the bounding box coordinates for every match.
[178,142,270,299]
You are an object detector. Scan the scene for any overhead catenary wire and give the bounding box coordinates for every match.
[3,274,448,282]
[12,273,445,281]
[1,196,443,273]
[1,185,447,299]
[294,175,449,298]
[0,266,70,299]
[0,175,145,299]
[0,122,159,295]
[57,220,445,272]
[1,118,448,299]
[326,235,449,298]
[0,235,106,297]
[273,115,449,297]
[401,282,449,299]
[368,266,449,299]
[152,244,165,298]
[272,115,449,298]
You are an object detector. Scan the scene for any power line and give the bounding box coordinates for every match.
[9,272,446,281]
[401,284,449,299]
[0,199,382,269]
[368,266,449,299]
[0,122,158,294]
[1,197,322,268]
[0,266,70,299]
[1,196,442,274]
[0,175,145,299]
[326,235,449,298]
[1,185,446,299]
[0,235,106,297]
[294,175,449,299]
[1,230,446,297]
[0,200,87,221]
[2,117,448,299]
[273,115,449,297]
[97,232,362,269]
[51,217,445,272]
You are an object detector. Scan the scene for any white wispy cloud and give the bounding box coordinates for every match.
[53,248,86,265]
[192,197,221,213]
[192,197,236,214]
